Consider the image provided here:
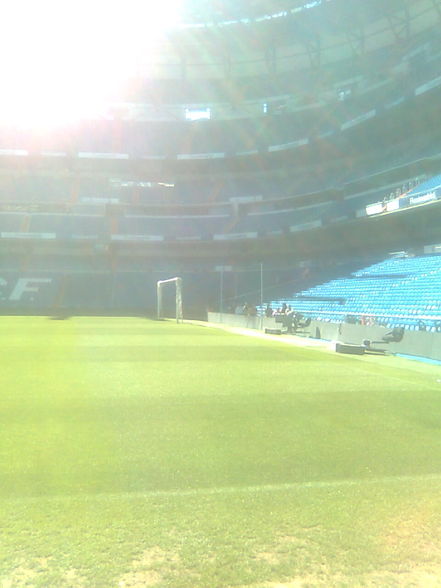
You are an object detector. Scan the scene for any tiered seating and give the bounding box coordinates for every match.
[264,255,441,331]
[28,214,107,239]
[405,174,441,199]
[0,212,25,233]
[29,255,107,272]
[70,216,108,239]
[235,203,328,235]
[115,213,230,240]
[0,177,71,204]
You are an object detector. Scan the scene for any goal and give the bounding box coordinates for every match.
[157,277,183,323]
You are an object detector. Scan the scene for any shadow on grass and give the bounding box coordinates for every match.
[49,315,71,321]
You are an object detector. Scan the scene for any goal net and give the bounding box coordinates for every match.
[157,277,183,323]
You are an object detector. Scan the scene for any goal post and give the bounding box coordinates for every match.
[157,277,183,323]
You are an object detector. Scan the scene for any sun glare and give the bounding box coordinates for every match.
[0,0,184,127]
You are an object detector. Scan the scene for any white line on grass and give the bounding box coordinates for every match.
[5,473,441,503]
[190,320,330,349]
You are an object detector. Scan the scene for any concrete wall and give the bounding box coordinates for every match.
[338,322,441,362]
[208,312,278,331]
[207,313,441,362]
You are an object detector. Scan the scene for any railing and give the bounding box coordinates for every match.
[277,308,441,330]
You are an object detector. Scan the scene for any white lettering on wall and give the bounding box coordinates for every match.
[9,278,52,301]
[0,277,7,301]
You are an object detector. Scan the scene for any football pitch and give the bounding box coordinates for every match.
[2,316,441,587]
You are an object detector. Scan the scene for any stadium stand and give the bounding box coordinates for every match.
[263,255,441,332]
[0,0,440,331]
[0,212,26,233]
[404,174,441,200]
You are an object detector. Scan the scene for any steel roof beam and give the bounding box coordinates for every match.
[385,0,411,43]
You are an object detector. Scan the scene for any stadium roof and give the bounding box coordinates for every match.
[0,0,435,126]
[178,0,332,27]
[177,0,411,28]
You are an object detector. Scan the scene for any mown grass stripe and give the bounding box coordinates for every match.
[5,472,441,503]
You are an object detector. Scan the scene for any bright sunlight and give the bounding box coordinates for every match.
[0,0,184,127]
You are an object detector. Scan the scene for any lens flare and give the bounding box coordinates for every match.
[0,0,184,126]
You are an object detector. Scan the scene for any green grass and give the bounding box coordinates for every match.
[2,316,441,587]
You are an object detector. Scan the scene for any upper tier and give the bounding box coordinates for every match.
[126,0,436,80]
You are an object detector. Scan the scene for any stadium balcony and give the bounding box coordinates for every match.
[404,174,441,200]
[115,213,229,242]
[0,162,440,251]
[25,214,108,241]
[2,37,441,168]
[0,212,26,233]
[0,176,72,205]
